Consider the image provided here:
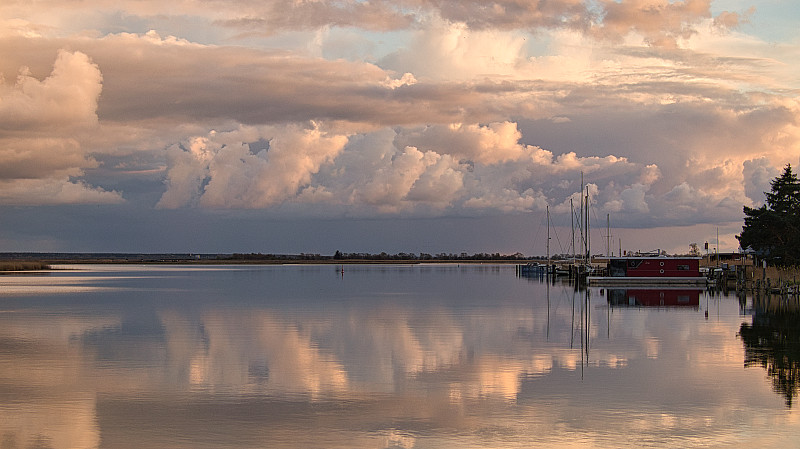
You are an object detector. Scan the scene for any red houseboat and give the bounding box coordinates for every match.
[588,256,707,286]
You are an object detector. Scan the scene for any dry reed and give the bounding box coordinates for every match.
[0,261,50,271]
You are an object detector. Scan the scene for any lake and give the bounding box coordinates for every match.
[1,264,798,448]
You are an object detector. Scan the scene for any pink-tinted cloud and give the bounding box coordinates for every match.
[158,124,348,209]
[0,50,101,130]
[0,49,122,205]
[0,0,797,253]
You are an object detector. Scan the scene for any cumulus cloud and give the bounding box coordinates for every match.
[0,50,122,205]
[1,0,799,250]
[604,183,650,213]
[218,0,415,34]
[11,31,477,127]
[405,154,464,206]
[713,7,755,32]
[354,145,464,212]
[0,137,90,180]
[742,157,778,206]
[463,188,548,213]
[380,18,529,81]
[381,73,417,89]
[639,164,661,186]
[155,136,216,209]
[418,0,588,30]
[3,29,794,222]
[155,119,672,219]
[0,178,122,205]
[157,124,348,209]
[212,0,732,49]
[0,50,101,130]
[395,122,528,164]
[2,0,746,50]
[593,0,714,47]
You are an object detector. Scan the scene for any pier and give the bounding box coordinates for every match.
[516,260,596,284]
[518,255,800,300]
[721,263,800,298]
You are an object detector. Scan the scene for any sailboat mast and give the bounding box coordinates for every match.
[546,205,550,272]
[585,186,590,264]
[580,172,585,264]
[571,198,575,264]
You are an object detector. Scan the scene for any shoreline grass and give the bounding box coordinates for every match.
[0,261,50,271]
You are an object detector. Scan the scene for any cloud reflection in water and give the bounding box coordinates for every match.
[0,265,798,448]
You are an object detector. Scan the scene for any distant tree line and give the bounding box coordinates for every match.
[737,164,800,266]
[223,251,535,262]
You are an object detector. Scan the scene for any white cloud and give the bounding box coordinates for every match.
[153,119,675,219]
[395,122,528,164]
[381,72,417,89]
[0,178,122,205]
[404,153,464,207]
[742,157,778,206]
[604,183,650,213]
[155,137,214,209]
[0,50,122,205]
[463,188,548,213]
[639,164,661,186]
[355,146,441,212]
[380,18,529,81]
[593,0,714,47]
[0,50,101,130]
[158,124,348,209]
[1,0,799,250]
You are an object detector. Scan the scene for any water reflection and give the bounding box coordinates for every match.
[605,288,701,307]
[739,295,800,407]
[0,265,798,448]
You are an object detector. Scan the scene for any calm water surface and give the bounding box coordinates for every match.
[1,264,799,448]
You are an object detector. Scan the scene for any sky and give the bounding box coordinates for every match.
[0,0,798,256]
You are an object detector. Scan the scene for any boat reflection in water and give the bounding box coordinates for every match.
[4,265,800,448]
[604,287,701,308]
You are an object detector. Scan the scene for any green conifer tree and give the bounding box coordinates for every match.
[737,164,800,265]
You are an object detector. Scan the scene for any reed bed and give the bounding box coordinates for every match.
[0,261,50,271]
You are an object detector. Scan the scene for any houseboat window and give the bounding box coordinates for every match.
[660,261,664,266]
[677,265,690,270]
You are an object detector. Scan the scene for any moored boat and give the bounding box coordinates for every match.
[587,256,708,286]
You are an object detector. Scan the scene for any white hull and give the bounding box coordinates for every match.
[587,276,709,286]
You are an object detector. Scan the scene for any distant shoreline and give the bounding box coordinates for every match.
[3,258,525,266]
[0,252,536,266]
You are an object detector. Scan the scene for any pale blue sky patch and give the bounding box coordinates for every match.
[712,0,799,42]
